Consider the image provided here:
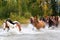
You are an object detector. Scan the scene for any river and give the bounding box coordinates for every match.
[0,24,60,40]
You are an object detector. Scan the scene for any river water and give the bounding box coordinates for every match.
[0,24,60,40]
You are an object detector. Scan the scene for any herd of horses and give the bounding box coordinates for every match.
[30,16,60,30]
[2,16,60,32]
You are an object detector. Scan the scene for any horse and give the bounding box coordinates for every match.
[3,20,21,31]
[49,16,59,28]
[58,16,60,25]
[30,16,45,30]
[30,17,34,24]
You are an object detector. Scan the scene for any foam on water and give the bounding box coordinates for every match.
[0,22,60,40]
[0,24,60,36]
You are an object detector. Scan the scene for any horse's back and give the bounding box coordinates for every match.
[39,21,45,27]
[35,21,45,29]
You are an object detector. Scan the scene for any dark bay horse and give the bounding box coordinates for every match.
[49,16,59,27]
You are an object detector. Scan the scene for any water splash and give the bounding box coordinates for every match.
[0,23,60,36]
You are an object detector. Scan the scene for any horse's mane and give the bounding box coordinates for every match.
[6,19,15,25]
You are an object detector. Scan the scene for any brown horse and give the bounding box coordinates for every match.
[33,20,45,30]
[32,16,45,30]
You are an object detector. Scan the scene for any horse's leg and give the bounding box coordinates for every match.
[36,28,40,31]
[3,26,6,30]
[32,27,34,30]
[3,28,6,30]
[7,27,10,32]
[3,27,10,32]
[3,23,6,30]
[43,26,45,28]
[49,23,52,28]
[18,26,21,31]
[16,24,21,31]
[55,23,58,27]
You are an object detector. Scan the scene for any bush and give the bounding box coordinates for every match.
[0,19,4,26]
[24,12,32,19]
[10,12,29,24]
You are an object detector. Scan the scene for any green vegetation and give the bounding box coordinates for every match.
[0,0,59,25]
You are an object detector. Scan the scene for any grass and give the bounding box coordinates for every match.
[0,19,4,26]
[0,18,30,26]
[9,13,30,24]
[0,13,31,26]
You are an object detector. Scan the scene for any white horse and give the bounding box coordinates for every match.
[2,21,21,31]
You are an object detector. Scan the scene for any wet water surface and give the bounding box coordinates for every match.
[0,24,60,40]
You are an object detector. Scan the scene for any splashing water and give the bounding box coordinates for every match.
[0,23,60,36]
[0,24,60,40]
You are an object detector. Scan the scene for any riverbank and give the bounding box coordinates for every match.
[0,19,30,28]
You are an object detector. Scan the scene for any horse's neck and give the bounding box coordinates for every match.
[34,20,39,26]
[7,21,13,26]
[5,22,9,28]
[8,20,15,25]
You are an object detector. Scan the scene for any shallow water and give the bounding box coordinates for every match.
[0,24,60,40]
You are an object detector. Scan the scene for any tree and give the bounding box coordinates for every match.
[51,0,58,16]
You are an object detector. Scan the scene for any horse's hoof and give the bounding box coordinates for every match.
[19,29,21,31]
[7,30,9,32]
[3,28,5,30]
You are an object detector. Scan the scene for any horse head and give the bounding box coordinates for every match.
[2,21,10,31]
[30,17,34,24]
